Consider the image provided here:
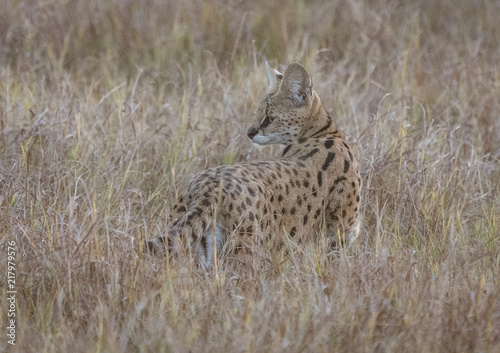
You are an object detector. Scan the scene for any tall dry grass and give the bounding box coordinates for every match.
[0,0,499,352]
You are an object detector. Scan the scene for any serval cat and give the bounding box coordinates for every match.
[146,62,361,269]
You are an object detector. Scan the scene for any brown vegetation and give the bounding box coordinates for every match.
[0,0,499,352]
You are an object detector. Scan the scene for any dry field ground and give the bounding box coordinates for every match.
[1,0,499,352]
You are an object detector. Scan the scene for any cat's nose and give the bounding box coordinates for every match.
[247,127,258,139]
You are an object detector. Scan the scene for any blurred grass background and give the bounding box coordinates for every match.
[0,0,499,352]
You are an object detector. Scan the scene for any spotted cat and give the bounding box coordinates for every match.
[146,62,361,269]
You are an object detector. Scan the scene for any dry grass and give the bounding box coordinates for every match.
[1,0,499,352]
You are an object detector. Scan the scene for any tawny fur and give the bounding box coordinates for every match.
[146,62,361,268]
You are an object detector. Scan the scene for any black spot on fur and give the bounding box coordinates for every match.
[290,207,296,215]
[303,180,309,188]
[303,215,308,225]
[177,206,186,213]
[249,212,255,222]
[314,208,321,219]
[246,197,252,206]
[298,148,320,160]
[322,152,336,171]
[201,199,210,207]
[311,119,332,137]
[312,187,317,197]
[348,151,353,162]
[248,187,255,197]
[246,226,253,234]
[317,171,322,187]
[278,195,283,203]
[356,195,360,202]
[344,159,350,173]
[297,162,306,168]
[290,227,297,237]
[324,139,334,149]
[200,235,207,254]
[342,210,347,217]
[298,137,307,143]
[282,145,292,156]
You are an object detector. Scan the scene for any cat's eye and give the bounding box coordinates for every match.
[261,116,275,128]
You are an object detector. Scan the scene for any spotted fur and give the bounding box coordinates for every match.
[146,62,361,269]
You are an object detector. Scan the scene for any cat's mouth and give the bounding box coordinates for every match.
[251,133,271,146]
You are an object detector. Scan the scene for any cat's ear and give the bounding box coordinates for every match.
[280,62,312,105]
[265,61,283,94]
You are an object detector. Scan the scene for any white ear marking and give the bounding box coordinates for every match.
[273,68,283,80]
[265,61,279,93]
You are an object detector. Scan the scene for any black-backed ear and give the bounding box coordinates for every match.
[280,62,312,105]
